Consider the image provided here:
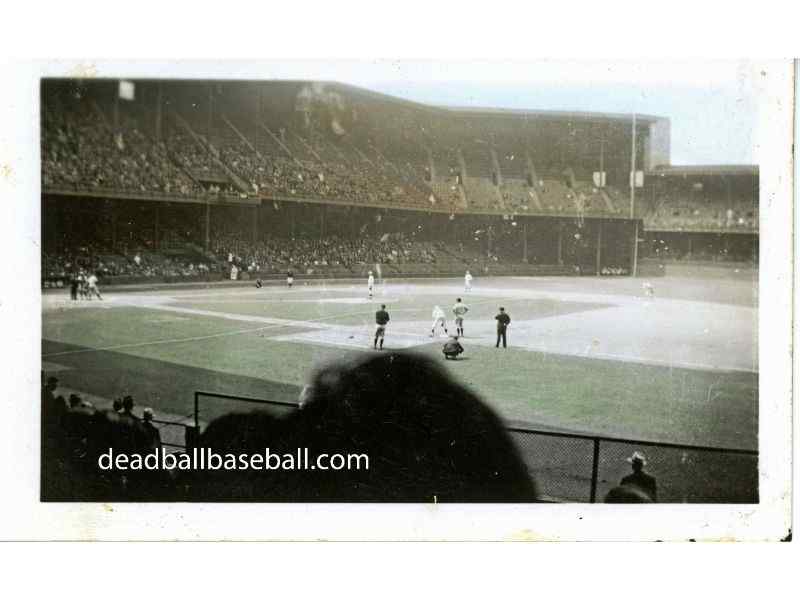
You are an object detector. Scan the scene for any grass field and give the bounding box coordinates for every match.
[42,274,758,502]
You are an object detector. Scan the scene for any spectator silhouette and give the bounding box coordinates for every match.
[63,395,95,456]
[190,352,537,502]
[619,451,658,501]
[187,411,285,501]
[285,352,537,502]
[141,408,162,452]
[120,395,138,420]
[41,375,67,439]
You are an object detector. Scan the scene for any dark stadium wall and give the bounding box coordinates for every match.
[44,190,637,275]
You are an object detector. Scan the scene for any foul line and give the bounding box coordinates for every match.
[42,301,398,358]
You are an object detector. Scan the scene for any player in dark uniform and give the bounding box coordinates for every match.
[374,304,390,350]
[77,270,87,300]
[494,307,511,348]
[287,270,294,288]
[69,271,79,301]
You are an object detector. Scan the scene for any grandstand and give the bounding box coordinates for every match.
[40,78,759,503]
[637,165,758,264]
[42,79,756,281]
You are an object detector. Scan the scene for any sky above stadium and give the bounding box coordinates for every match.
[345,61,760,167]
[237,59,759,166]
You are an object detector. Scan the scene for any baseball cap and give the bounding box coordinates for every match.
[626,451,647,466]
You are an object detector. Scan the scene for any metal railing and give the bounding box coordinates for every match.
[151,417,192,452]
[192,390,298,430]
[145,390,758,503]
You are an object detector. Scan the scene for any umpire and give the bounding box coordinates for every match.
[374,304,390,350]
[494,306,511,348]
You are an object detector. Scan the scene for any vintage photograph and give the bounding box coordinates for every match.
[40,67,761,504]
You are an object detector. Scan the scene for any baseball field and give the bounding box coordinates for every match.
[41,272,758,501]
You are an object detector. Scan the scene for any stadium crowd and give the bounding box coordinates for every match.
[42,246,220,285]
[212,233,443,272]
[42,106,202,196]
[42,231,451,287]
[41,99,621,215]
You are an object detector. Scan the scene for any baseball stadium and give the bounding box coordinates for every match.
[40,79,758,503]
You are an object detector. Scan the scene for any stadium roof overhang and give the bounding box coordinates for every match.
[648,165,759,177]
[327,82,666,124]
[438,106,664,125]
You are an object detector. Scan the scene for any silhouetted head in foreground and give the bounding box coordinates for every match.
[287,351,538,502]
[192,352,537,502]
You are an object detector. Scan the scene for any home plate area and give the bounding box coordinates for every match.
[270,326,433,350]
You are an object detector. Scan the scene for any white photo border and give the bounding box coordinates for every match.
[0,58,792,541]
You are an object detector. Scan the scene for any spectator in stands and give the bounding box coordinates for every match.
[42,374,59,402]
[619,451,658,501]
[41,375,69,452]
[141,408,162,452]
[41,375,66,424]
[68,394,82,410]
[119,395,140,438]
[121,395,137,420]
[63,394,95,455]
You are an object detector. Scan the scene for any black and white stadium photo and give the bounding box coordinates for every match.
[34,61,783,511]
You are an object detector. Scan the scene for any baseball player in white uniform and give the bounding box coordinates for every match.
[367,271,375,299]
[86,273,102,300]
[452,298,469,337]
[464,270,473,292]
[430,305,449,337]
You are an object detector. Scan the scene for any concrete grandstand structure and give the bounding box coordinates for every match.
[41,78,758,286]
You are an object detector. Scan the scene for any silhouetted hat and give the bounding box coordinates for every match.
[626,451,647,466]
